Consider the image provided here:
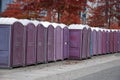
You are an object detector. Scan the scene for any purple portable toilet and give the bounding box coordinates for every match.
[97,30,102,55]
[54,26,63,61]
[113,31,118,53]
[104,30,108,54]
[86,28,91,58]
[0,21,25,68]
[63,27,69,59]
[69,25,83,60]
[116,31,118,52]
[106,31,110,53]
[109,31,112,53]
[25,23,36,65]
[113,31,115,53]
[82,27,88,59]
[117,31,120,52]
[109,31,114,53]
[36,24,47,63]
[116,31,119,52]
[90,30,93,56]
[92,30,98,56]
[96,30,99,55]
[102,30,107,54]
[101,30,104,54]
[47,25,54,62]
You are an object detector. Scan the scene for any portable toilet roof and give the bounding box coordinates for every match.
[0,17,18,25]
[30,20,40,26]
[40,21,51,28]
[59,23,67,28]
[68,24,88,29]
[18,19,31,26]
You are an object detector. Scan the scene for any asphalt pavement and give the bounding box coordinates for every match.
[75,63,120,80]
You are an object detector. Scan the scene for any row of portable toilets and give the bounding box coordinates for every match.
[0,18,120,68]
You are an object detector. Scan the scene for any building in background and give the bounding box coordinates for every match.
[0,0,13,12]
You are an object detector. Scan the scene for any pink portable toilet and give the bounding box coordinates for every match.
[90,30,93,56]
[109,31,114,53]
[69,25,83,59]
[117,31,120,52]
[104,30,108,54]
[116,31,119,52]
[36,24,47,63]
[92,30,98,56]
[106,31,110,53]
[113,31,118,53]
[102,30,107,54]
[86,28,91,58]
[47,25,54,62]
[63,27,69,59]
[54,26,63,61]
[0,20,25,68]
[82,27,88,59]
[96,30,99,55]
[25,23,37,65]
[97,30,102,55]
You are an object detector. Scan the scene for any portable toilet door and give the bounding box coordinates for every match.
[117,31,120,52]
[110,31,114,53]
[0,22,25,68]
[92,30,98,56]
[106,31,110,53]
[63,27,69,59]
[114,31,118,53]
[36,24,47,63]
[116,31,119,52]
[116,31,118,53]
[102,30,106,54]
[112,31,116,53]
[109,31,112,53]
[81,27,88,59]
[69,29,82,60]
[25,23,36,65]
[54,26,63,61]
[104,31,107,54]
[113,31,115,53]
[87,28,91,58]
[90,30,93,56]
[47,25,54,62]
[97,30,102,55]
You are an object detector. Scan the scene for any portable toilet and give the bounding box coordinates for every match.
[47,25,54,62]
[54,26,63,61]
[97,30,102,55]
[109,30,114,53]
[117,31,120,52]
[92,30,98,56]
[25,23,37,65]
[0,18,25,68]
[106,30,110,53]
[63,27,69,59]
[82,27,88,59]
[68,24,83,60]
[36,24,47,63]
[86,28,91,58]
